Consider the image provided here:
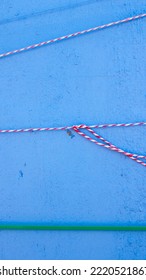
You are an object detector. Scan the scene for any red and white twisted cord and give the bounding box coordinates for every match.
[0,13,146,59]
[1,13,145,167]
[0,121,146,167]
[0,121,145,133]
[85,126,146,160]
[73,126,146,167]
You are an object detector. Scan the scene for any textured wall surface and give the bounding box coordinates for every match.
[0,0,146,259]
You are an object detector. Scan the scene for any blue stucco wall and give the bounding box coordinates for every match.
[0,0,146,259]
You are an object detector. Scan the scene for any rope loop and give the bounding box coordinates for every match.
[73,124,87,130]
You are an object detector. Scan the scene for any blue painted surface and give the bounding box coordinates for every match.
[0,0,146,260]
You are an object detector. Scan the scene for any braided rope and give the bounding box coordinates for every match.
[0,121,145,133]
[85,126,146,160]
[86,127,146,159]
[74,127,146,166]
[73,127,146,167]
[0,121,145,167]
[0,13,146,59]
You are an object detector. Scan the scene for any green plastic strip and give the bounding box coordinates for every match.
[0,224,146,231]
